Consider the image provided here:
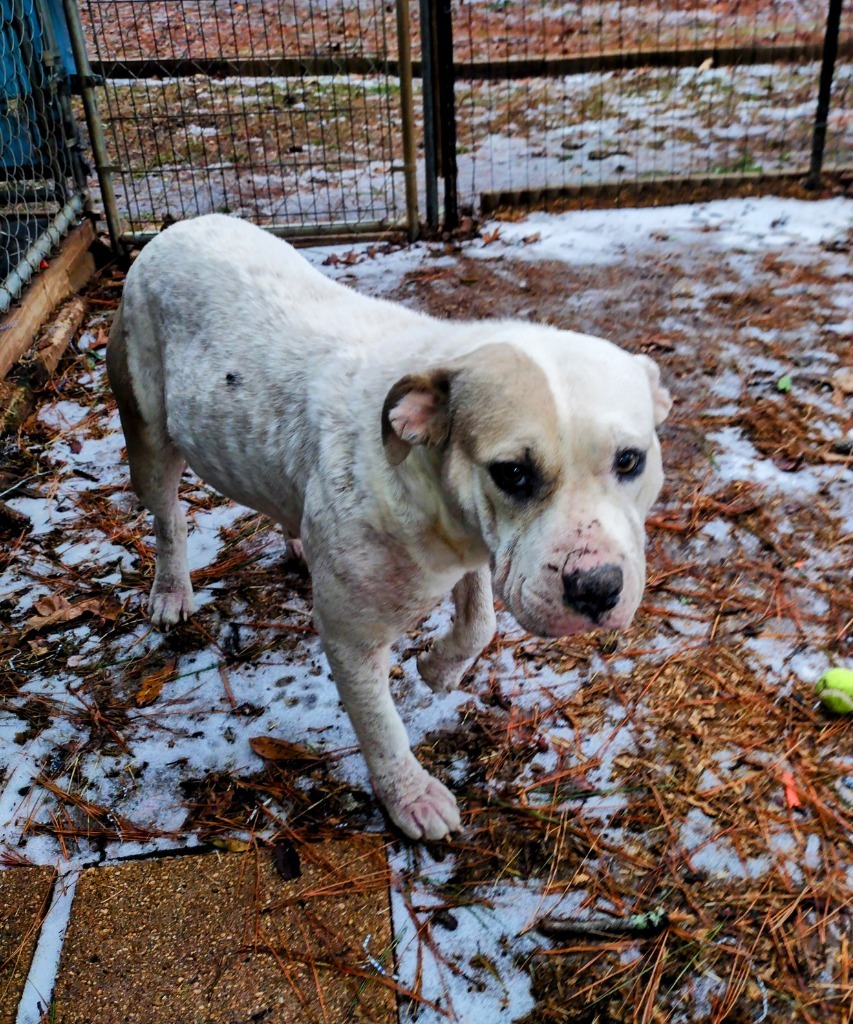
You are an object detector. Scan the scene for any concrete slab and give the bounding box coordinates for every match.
[53,837,397,1023]
[0,865,56,1024]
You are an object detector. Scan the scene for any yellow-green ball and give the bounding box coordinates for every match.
[815,668,853,714]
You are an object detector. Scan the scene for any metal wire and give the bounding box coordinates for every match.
[1,0,89,314]
[76,0,410,240]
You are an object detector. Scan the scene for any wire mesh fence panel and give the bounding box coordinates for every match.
[453,0,832,61]
[1,0,89,314]
[448,0,852,211]
[77,0,410,238]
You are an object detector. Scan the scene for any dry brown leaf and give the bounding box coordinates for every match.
[249,736,325,765]
[25,595,101,632]
[641,332,677,351]
[33,595,69,617]
[98,598,124,622]
[135,659,178,706]
[273,838,302,880]
[322,250,361,268]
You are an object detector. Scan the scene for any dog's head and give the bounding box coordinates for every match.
[381,328,671,638]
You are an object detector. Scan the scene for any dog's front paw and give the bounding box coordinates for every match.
[417,647,466,694]
[148,580,194,629]
[379,765,461,841]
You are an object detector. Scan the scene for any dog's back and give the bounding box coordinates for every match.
[111,216,418,522]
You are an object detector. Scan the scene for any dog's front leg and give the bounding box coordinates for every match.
[321,636,461,841]
[417,567,497,693]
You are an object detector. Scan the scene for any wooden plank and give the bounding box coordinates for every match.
[478,166,853,215]
[30,297,88,385]
[0,220,96,380]
[451,38,853,81]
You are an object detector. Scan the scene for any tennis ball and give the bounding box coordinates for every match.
[815,668,853,714]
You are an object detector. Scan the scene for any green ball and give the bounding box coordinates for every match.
[815,668,853,714]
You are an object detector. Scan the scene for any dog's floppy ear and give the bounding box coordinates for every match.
[635,354,673,426]
[381,368,452,466]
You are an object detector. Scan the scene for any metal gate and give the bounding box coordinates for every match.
[70,0,419,249]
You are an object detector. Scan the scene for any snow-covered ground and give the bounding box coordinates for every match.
[2,196,851,1022]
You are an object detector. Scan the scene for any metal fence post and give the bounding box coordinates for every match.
[806,0,844,190]
[420,0,439,230]
[435,0,458,231]
[60,0,124,253]
[395,0,420,241]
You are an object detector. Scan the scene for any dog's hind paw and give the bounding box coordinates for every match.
[148,581,194,630]
[381,768,461,841]
[417,647,466,693]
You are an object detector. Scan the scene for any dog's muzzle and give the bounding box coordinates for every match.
[562,563,623,623]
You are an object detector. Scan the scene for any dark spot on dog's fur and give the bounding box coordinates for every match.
[226,371,242,388]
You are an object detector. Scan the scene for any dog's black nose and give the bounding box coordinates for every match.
[562,564,623,621]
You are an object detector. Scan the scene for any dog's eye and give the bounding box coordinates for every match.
[613,448,646,480]
[488,461,538,499]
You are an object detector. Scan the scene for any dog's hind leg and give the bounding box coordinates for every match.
[107,304,194,629]
[417,567,497,693]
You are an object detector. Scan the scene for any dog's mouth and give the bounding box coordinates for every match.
[513,601,624,639]
[498,574,637,639]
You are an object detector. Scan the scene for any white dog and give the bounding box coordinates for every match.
[107,215,671,841]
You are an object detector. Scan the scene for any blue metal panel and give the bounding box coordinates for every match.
[0,0,75,169]
[0,0,75,170]
[44,0,76,78]
[1,0,42,168]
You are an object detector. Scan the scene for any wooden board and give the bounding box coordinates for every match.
[30,297,89,385]
[0,220,96,379]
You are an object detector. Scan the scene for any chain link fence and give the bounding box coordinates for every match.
[1,0,89,314]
